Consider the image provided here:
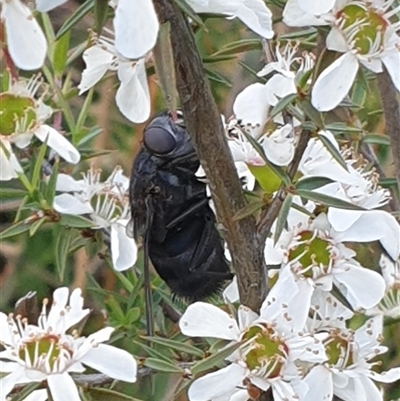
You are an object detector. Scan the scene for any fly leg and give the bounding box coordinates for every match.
[144,195,155,337]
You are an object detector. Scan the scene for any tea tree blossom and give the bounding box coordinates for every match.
[304,307,400,401]
[265,210,386,310]
[0,74,80,181]
[179,277,326,401]
[283,0,400,111]
[53,166,137,271]
[78,30,151,123]
[0,287,137,401]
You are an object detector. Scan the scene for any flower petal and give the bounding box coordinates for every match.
[34,125,80,164]
[369,367,400,383]
[79,344,137,382]
[312,52,359,111]
[23,389,49,401]
[78,45,114,95]
[47,373,80,401]
[237,305,259,330]
[36,0,68,12]
[304,365,333,401]
[0,140,23,181]
[114,0,159,59]
[235,0,274,38]
[233,83,270,137]
[334,264,386,309]
[179,302,240,340]
[53,193,94,215]
[298,0,335,15]
[116,59,151,123]
[0,366,28,401]
[283,0,330,27]
[2,0,47,70]
[335,210,400,260]
[381,49,400,91]
[110,220,138,271]
[188,363,246,401]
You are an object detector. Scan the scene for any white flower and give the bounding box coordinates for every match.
[180,279,326,401]
[79,30,151,123]
[304,312,400,401]
[265,208,386,310]
[0,287,137,401]
[284,0,400,111]
[0,74,80,181]
[186,0,274,39]
[53,166,137,271]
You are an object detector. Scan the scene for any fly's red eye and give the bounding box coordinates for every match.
[144,127,176,155]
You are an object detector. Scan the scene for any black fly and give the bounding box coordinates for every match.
[129,111,232,332]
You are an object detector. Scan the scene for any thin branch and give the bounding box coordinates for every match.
[257,130,311,244]
[153,0,266,312]
[376,68,400,194]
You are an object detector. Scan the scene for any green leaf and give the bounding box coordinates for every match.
[94,0,110,34]
[59,214,94,228]
[31,141,48,190]
[74,87,95,142]
[0,187,27,201]
[211,39,261,56]
[191,341,242,376]
[142,336,205,358]
[233,201,265,221]
[249,164,282,194]
[44,161,59,206]
[152,22,178,112]
[53,31,70,77]
[0,221,31,240]
[298,98,324,129]
[380,177,398,189]
[317,132,348,171]
[295,176,334,191]
[205,67,232,87]
[134,340,174,363]
[88,388,143,401]
[362,134,390,146]
[29,217,47,237]
[173,0,206,28]
[325,123,363,133]
[351,75,367,107]
[296,189,364,210]
[279,27,317,40]
[144,357,184,373]
[274,194,292,245]
[202,55,237,63]
[270,93,298,118]
[55,228,73,280]
[56,0,95,39]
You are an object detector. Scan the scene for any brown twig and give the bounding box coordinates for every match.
[376,68,400,196]
[153,0,266,312]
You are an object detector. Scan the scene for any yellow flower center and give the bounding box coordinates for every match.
[339,4,387,55]
[288,231,331,277]
[0,93,37,136]
[241,324,288,378]
[18,333,73,372]
[324,332,354,368]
